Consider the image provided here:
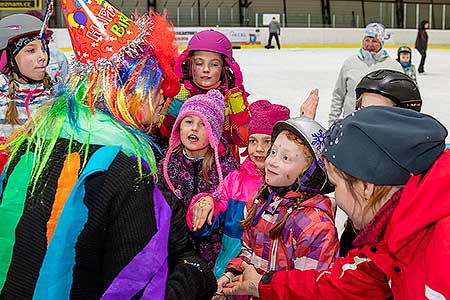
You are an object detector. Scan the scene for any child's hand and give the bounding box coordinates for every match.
[300,88,319,120]
[222,265,261,297]
[213,272,235,300]
[192,196,214,231]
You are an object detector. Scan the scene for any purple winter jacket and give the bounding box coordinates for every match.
[158,140,239,266]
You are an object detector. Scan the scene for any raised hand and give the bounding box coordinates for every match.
[300,88,319,120]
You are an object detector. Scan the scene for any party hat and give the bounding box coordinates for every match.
[62,0,140,64]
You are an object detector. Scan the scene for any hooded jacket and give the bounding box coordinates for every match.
[159,140,239,267]
[158,84,250,159]
[328,50,403,126]
[258,149,450,300]
[187,157,264,277]
[227,192,339,275]
[0,73,51,138]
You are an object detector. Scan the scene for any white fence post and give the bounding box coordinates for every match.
[391,3,395,28]
[443,5,446,29]
[429,4,433,29]
[416,3,420,29]
[403,3,407,28]
[218,7,221,26]
[379,2,383,23]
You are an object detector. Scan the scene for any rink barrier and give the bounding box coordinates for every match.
[53,27,450,52]
[59,43,450,53]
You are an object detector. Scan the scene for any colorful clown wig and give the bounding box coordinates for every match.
[6,12,180,191]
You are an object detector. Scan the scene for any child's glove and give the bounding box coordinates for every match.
[224,66,236,90]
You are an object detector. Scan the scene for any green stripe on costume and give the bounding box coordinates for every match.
[0,153,34,291]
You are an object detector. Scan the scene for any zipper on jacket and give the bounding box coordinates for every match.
[270,239,278,271]
[192,160,199,195]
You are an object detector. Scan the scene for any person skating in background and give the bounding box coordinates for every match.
[217,117,338,299]
[186,100,290,279]
[159,29,250,159]
[160,89,240,268]
[328,22,403,127]
[396,46,417,84]
[266,17,281,50]
[415,20,429,74]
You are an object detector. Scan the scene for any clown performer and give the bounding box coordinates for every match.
[0,1,218,300]
[158,30,250,159]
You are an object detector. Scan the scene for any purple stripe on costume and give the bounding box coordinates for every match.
[102,183,171,300]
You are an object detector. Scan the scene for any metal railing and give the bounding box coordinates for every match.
[1,1,448,29]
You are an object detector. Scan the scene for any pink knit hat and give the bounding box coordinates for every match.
[248,100,290,136]
[163,89,226,198]
[241,100,290,157]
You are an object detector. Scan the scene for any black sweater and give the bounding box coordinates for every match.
[0,138,194,299]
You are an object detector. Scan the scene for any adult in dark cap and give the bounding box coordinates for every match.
[220,106,450,299]
[338,68,423,257]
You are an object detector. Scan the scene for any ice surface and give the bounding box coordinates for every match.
[233,47,450,235]
[64,47,449,235]
[235,48,450,135]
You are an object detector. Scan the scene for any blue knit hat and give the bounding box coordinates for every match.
[324,106,447,185]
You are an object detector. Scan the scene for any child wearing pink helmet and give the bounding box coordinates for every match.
[159,30,250,159]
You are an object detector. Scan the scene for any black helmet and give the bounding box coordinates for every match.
[397,45,412,60]
[397,45,411,55]
[356,69,422,112]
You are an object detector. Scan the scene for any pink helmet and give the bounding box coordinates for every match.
[174,29,247,96]
[187,30,233,61]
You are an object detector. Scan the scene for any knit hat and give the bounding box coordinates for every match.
[363,23,389,45]
[248,100,290,136]
[163,89,226,198]
[324,106,447,185]
[240,100,290,157]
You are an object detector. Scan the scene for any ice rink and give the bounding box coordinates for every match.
[234,47,450,137]
[232,47,450,235]
[64,46,449,234]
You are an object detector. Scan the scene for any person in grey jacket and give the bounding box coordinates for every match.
[267,17,281,49]
[328,23,403,127]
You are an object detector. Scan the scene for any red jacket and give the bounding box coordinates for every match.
[259,150,450,300]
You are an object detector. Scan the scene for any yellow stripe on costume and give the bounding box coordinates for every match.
[46,152,81,246]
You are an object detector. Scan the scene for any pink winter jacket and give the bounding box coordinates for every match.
[186,157,263,277]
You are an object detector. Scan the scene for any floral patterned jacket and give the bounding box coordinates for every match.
[158,140,239,266]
